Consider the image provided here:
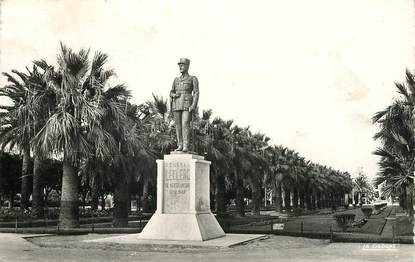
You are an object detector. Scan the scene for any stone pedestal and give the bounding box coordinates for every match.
[139,153,225,241]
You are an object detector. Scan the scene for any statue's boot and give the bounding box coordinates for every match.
[175,145,183,151]
[182,121,190,153]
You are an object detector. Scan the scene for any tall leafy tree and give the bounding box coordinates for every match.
[373,70,415,217]
[0,69,34,210]
[34,44,123,228]
[200,115,234,214]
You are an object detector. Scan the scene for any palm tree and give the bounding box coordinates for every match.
[112,100,153,227]
[25,63,57,217]
[0,69,33,210]
[1,63,58,217]
[202,115,233,214]
[248,132,269,215]
[373,70,415,218]
[281,149,299,211]
[267,145,289,212]
[230,125,251,216]
[34,44,123,228]
[305,163,321,210]
[297,159,311,209]
[374,148,410,208]
[139,94,175,213]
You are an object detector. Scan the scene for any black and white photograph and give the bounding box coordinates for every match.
[0,0,414,261]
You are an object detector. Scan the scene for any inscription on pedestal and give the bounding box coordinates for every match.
[163,161,190,213]
[140,154,225,241]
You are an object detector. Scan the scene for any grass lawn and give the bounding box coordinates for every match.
[221,206,413,243]
[395,216,413,236]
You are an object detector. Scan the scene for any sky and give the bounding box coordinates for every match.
[0,0,414,179]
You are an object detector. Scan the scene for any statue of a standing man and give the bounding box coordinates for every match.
[170,58,199,152]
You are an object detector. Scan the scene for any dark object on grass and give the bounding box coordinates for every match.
[351,218,367,228]
[361,207,373,218]
[333,213,356,231]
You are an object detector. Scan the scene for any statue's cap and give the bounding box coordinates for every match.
[178,58,190,65]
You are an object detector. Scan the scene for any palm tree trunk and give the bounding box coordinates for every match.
[299,191,305,208]
[215,174,226,214]
[81,194,87,210]
[128,192,132,214]
[274,181,283,212]
[91,186,99,211]
[142,176,149,213]
[235,172,245,216]
[407,184,413,218]
[113,175,129,227]
[305,193,312,210]
[32,155,44,218]
[44,190,49,209]
[323,194,328,208]
[292,188,299,208]
[101,195,106,210]
[319,194,323,208]
[251,178,260,215]
[412,184,415,220]
[283,184,291,211]
[329,193,334,208]
[9,192,15,208]
[312,194,318,209]
[59,158,79,228]
[20,145,31,210]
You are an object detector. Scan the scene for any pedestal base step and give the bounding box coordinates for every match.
[85,233,268,248]
[138,213,225,241]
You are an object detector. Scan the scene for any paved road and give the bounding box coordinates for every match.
[0,233,414,262]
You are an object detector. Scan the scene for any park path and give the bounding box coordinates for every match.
[0,233,415,262]
[0,233,41,262]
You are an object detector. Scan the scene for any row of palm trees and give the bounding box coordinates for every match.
[373,69,415,217]
[0,43,353,229]
[191,113,353,215]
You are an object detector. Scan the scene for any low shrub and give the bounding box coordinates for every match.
[292,208,303,217]
[0,208,32,220]
[79,209,112,218]
[0,208,114,221]
[361,207,373,218]
[44,208,59,219]
[333,213,356,231]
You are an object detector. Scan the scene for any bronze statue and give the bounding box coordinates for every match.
[170,58,199,152]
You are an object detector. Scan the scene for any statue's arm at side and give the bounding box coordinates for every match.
[191,76,199,108]
[170,78,177,98]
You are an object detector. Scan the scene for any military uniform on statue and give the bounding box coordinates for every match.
[170,58,199,153]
